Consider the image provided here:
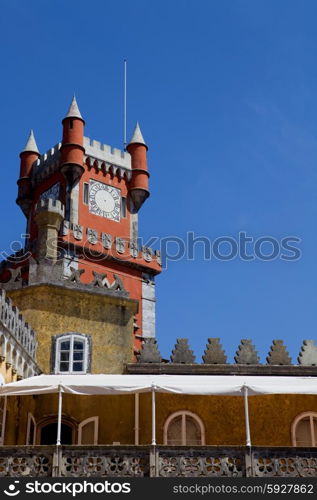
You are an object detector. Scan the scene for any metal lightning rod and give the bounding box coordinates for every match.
[124,59,127,151]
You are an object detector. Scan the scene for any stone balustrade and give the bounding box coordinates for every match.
[0,446,316,477]
[0,289,39,378]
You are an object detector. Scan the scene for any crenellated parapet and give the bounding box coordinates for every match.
[131,337,317,374]
[31,136,133,188]
[32,143,61,185]
[35,198,65,217]
[84,137,131,170]
[85,156,132,182]
[0,289,40,379]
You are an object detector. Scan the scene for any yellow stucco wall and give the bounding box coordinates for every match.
[8,285,138,375]
[4,392,317,447]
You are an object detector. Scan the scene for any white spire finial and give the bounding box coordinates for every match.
[129,122,147,148]
[64,95,83,120]
[22,129,39,154]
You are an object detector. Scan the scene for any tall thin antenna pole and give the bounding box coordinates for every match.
[124,59,127,150]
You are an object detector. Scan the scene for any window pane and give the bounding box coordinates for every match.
[296,418,311,446]
[60,341,70,350]
[60,352,69,361]
[73,352,83,361]
[73,362,83,372]
[83,183,89,204]
[167,416,182,446]
[185,416,202,445]
[74,341,84,350]
[121,197,127,218]
[60,362,69,372]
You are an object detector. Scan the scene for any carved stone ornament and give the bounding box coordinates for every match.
[171,338,196,364]
[67,267,85,284]
[101,232,112,250]
[87,228,98,245]
[138,338,162,363]
[110,274,126,292]
[155,250,161,265]
[115,238,125,254]
[142,246,153,262]
[266,340,291,365]
[235,339,260,365]
[203,338,227,364]
[298,340,317,366]
[72,224,83,241]
[129,240,139,258]
[91,271,107,287]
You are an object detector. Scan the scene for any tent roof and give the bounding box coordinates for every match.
[1,374,317,397]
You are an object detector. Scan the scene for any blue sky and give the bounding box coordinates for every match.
[1,0,317,363]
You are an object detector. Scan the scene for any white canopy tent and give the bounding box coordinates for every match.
[1,374,317,447]
[2,374,317,396]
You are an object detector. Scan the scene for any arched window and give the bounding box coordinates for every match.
[292,412,317,447]
[54,334,90,374]
[163,411,205,446]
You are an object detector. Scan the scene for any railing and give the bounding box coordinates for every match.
[0,289,37,360]
[0,446,53,476]
[60,446,150,477]
[0,446,316,477]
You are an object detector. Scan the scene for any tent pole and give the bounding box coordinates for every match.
[151,385,156,446]
[1,396,7,445]
[56,385,63,446]
[134,393,140,445]
[243,386,251,447]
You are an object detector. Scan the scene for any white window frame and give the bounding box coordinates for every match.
[26,412,37,445]
[55,334,89,375]
[78,416,99,445]
[163,410,205,446]
[292,412,317,447]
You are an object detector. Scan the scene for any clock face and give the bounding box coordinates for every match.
[89,180,121,221]
[41,183,60,201]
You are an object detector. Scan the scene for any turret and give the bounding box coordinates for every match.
[127,122,149,211]
[17,130,40,217]
[34,199,65,261]
[60,96,85,186]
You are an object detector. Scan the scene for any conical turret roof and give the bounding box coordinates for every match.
[21,130,39,154]
[64,95,83,120]
[128,122,147,148]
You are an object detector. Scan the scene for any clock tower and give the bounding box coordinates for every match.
[1,97,161,365]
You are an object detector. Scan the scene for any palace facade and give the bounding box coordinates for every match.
[0,98,316,477]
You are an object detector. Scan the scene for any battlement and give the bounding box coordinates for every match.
[84,137,131,169]
[35,198,65,217]
[32,143,61,185]
[34,143,61,170]
[133,337,317,369]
